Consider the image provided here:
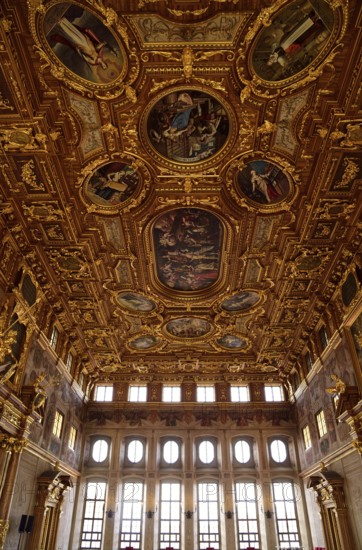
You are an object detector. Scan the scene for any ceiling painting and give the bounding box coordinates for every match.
[84,161,140,208]
[43,3,126,85]
[235,159,293,207]
[116,292,156,313]
[144,89,230,165]
[165,317,212,339]
[220,291,261,313]
[216,334,249,350]
[128,334,162,350]
[251,0,336,83]
[152,208,223,292]
[1,0,360,385]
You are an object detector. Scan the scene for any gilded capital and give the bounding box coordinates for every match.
[0,434,27,453]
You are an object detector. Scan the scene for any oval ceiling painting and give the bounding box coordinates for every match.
[166,318,212,339]
[251,0,335,83]
[128,335,160,350]
[236,160,291,206]
[217,334,248,350]
[221,291,260,313]
[147,90,229,164]
[44,3,125,85]
[153,208,223,291]
[85,162,140,208]
[117,292,156,313]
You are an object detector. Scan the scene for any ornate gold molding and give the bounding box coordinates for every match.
[0,434,27,453]
[0,520,9,550]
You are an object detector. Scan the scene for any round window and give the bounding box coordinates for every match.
[127,439,144,463]
[234,440,251,464]
[198,440,215,464]
[92,439,109,462]
[270,439,287,463]
[163,440,179,464]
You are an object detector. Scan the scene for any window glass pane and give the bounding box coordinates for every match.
[196,386,215,402]
[198,440,215,464]
[159,482,181,550]
[162,386,181,402]
[94,385,113,402]
[272,482,300,548]
[129,386,147,402]
[163,440,179,464]
[92,439,109,462]
[235,482,260,549]
[197,482,220,550]
[120,482,144,550]
[270,439,287,463]
[81,482,106,550]
[234,440,251,464]
[230,385,249,402]
[265,385,284,401]
[127,440,144,463]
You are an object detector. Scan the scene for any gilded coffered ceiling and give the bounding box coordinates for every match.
[0,0,361,383]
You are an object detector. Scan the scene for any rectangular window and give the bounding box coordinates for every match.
[94,385,113,402]
[302,425,311,450]
[272,481,301,549]
[119,482,144,550]
[129,385,147,402]
[159,481,181,550]
[235,482,260,549]
[66,351,73,371]
[69,426,77,450]
[230,385,249,402]
[305,351,313,372]
[319,326,329,350]
[80,481,106,550]
[196,385,215,403]
[316,409,327,437]
[162,385,181,403]
[197,482,220,549]
[264,385,284,402]
[50,326,59,350]
[52,410,64,439]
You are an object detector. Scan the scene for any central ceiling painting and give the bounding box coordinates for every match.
[152,208,223,292]
[145,89,229,164]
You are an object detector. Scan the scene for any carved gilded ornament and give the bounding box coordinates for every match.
[0,434,27,453]
[0,520,9,550]
[334,157,360,189]
[0,128,47,151]
[0,309,17,366]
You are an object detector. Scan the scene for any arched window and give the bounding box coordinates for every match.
[198,439,216,465]
[159,481,181,549]
[119,481,145,550]
[80,480,107,550]
[235,481,260,549]
[272,480,301,548]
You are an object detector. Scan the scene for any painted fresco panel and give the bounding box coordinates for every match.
[147,90,229,164]
[165,318,211,339]
[251,0,335,82]
[86,162,140,207]
[236,160,291,206]
[153,208,223,291]
[44,3,125,84]
[221,291,260,312]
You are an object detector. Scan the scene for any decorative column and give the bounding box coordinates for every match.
[308,468,356,550]
[0,434,27,550]
[27,471,72,550]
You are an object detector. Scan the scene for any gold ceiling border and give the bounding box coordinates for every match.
[137,0,239,14]
[235,0,348,98]
[78,154,150,215]
[139,84,237,172]
[225,153,298,213]
[28,0,139,101]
